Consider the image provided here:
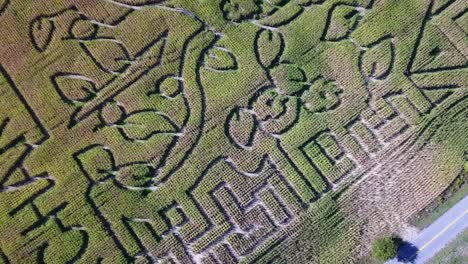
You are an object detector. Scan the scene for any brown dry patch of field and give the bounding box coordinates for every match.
[339,97,468,259]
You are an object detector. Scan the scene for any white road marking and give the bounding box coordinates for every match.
[418,209,468,251]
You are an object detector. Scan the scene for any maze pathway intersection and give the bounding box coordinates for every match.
[0,0,467,263]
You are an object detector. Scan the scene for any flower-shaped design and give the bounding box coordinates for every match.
[300,79,342,113]
[226,87,299,148]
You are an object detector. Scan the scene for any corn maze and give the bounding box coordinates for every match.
[0,0,467,263]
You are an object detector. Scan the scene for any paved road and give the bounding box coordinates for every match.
[386,195,468,264]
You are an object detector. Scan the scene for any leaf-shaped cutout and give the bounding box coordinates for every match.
[115,164,153,188]
[257,3,302,28]
[30,16,56,52]
[70,18,98,40]
[360,38,394,80]
[204,46,238,71]
[271,64,306,95]
[77,145,115,182]
[322,5,360,42]
[121,111,178,140]
[255,29,284,68]
[100,102,124,125]
[151,76,182,98]
[83,40,131,74]
[226,108,257,148]
[52,74,97,104]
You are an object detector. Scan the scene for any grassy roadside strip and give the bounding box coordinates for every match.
[426,228,468,264]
